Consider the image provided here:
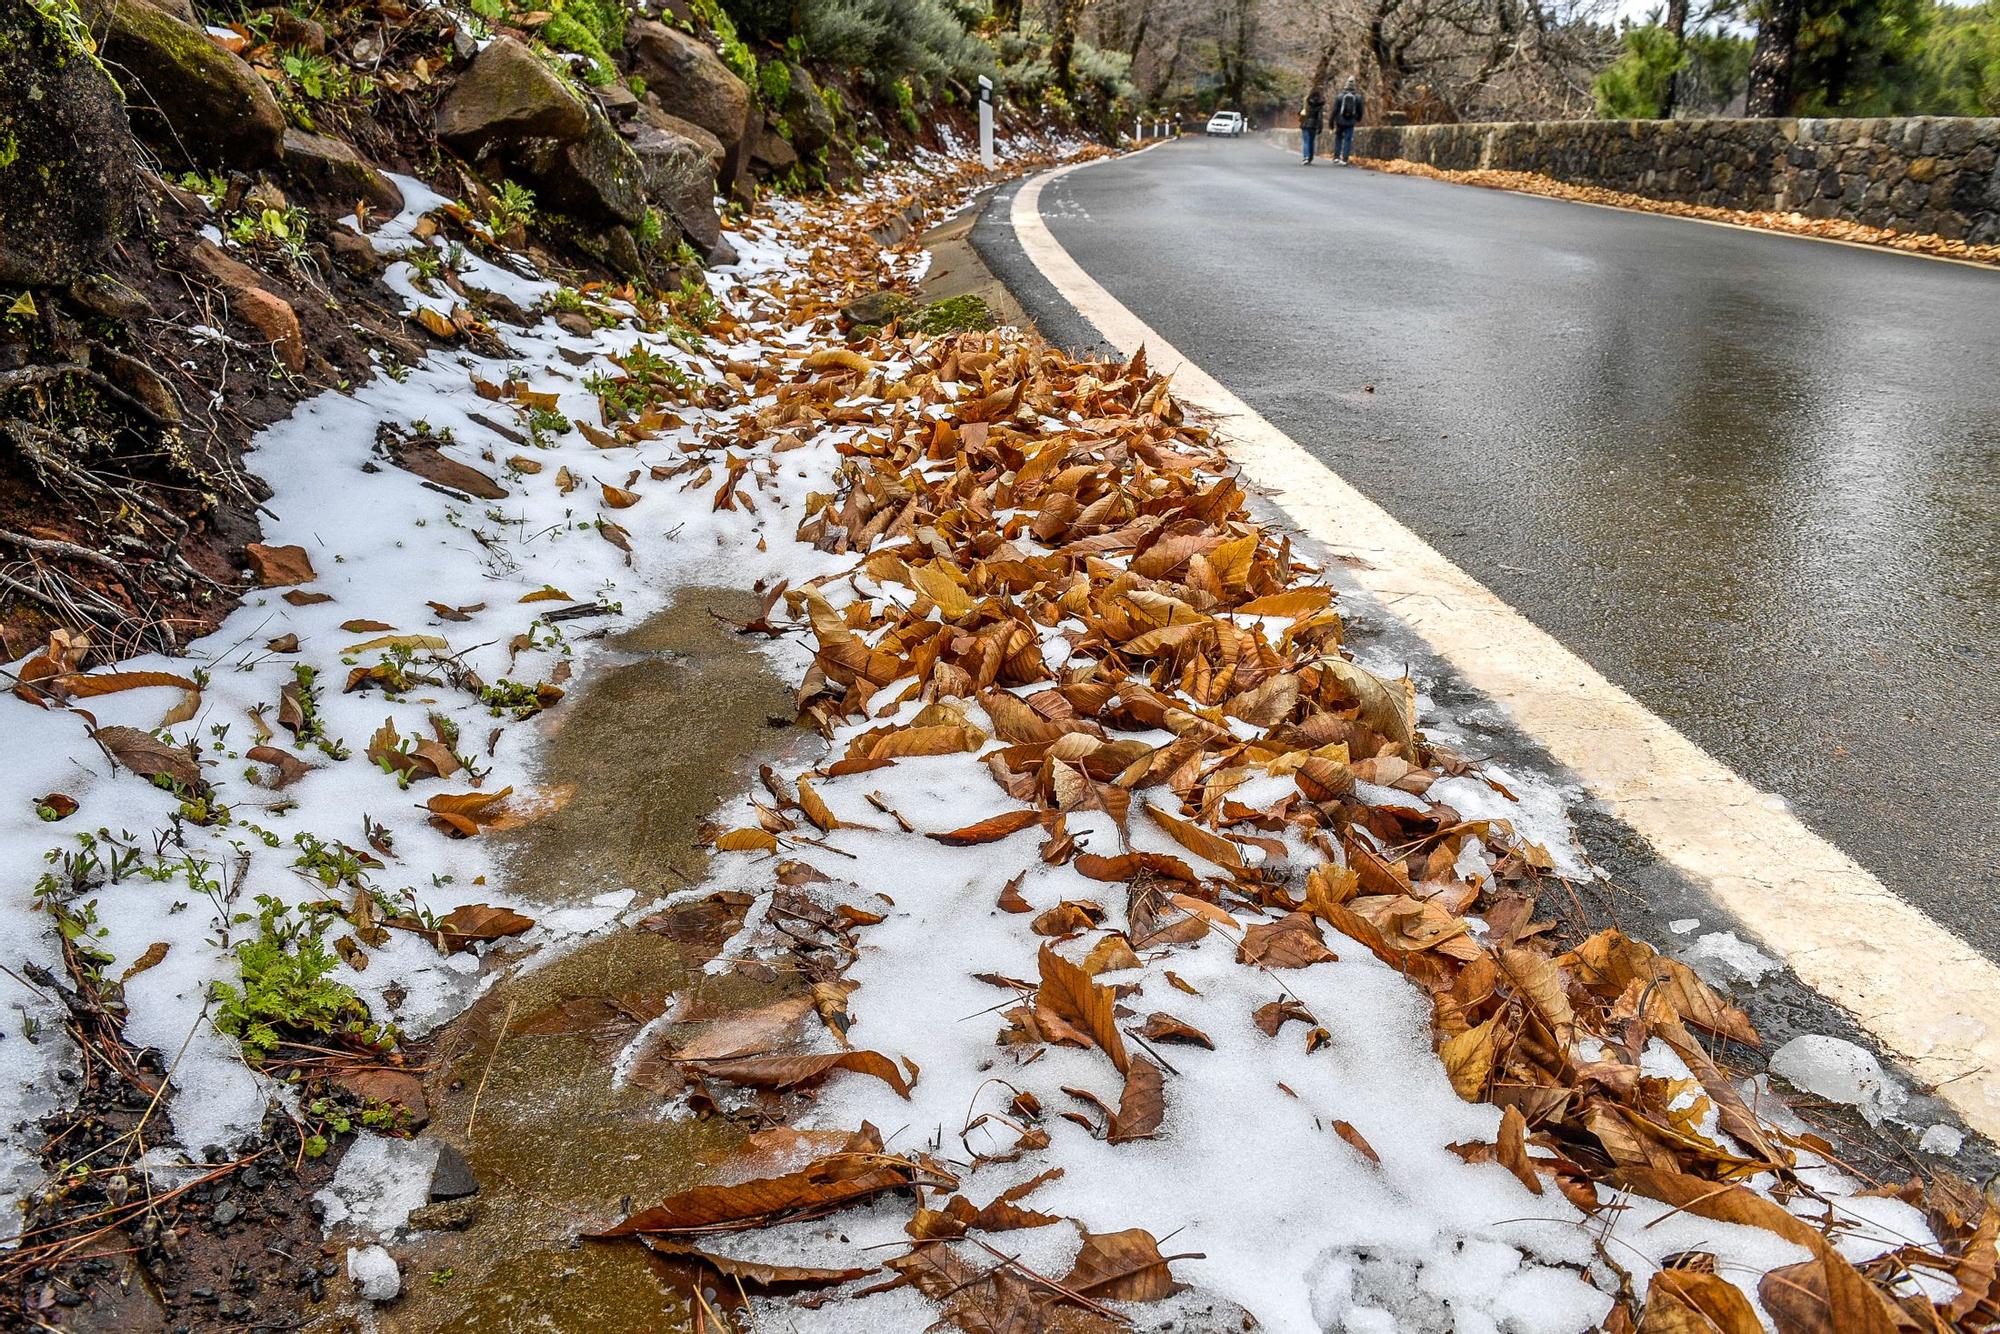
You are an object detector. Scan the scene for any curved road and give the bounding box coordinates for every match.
[1003,136,2000,958]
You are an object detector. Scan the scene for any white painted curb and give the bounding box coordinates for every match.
[1010,156,2000,1141]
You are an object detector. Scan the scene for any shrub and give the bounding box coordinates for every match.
[800,0,995,83]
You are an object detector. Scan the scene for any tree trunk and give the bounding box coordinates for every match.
[1746,0,1801,117]
[1662,0,1689,117]
[1052,0,1085,94]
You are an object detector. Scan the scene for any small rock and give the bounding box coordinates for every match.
[750,119,798,175]
[841,290,914,329]
[514,106,648,229]
[554,312,594,337]
[211,1201,240,1226]
[282,128,405,215]
[407,1197,480,1232]
[344,1245,401,1303]
[91,345,181,423]
[428,1142,479,1202]
[251,6,325,53]
[70,275,156,323]
[187,240,305,372]
[330,228,384,275]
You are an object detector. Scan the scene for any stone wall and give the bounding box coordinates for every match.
[1334,117,2000,243]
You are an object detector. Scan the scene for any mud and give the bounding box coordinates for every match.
[352,589,802,1332]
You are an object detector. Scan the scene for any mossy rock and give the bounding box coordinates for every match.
[81,0,284,167]
[0,1,143,286]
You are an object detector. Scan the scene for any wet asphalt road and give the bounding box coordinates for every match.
[1005,137,2000,958]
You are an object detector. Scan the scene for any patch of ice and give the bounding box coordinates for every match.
[317,1134,439,1236]
[1769,1035,1907,1126]
[1919,1123,1964,1156]
[1682,930,1781,986]
[1668,917,1700,935]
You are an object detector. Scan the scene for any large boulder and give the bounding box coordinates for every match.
[625,20,748,155]
[82,0,285,167]
[282,129,404,215]
[630,126,731,264]
[0,3,143,285]
[435,36,589,148]
[782,63,836,159]
[515,106,647,228]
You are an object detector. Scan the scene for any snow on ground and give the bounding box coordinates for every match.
[0,137,1959,1332]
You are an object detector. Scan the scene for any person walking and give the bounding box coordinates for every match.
[1331,77,1364,164]
[1299,87,1325,165]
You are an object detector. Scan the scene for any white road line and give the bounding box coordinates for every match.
[1010,160,2000,1141]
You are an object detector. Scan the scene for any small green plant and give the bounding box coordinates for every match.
[211,896,391,1064]
[469,0,504,19]
[288,665,349,760]
[486,179,537,235]
[893,78,919,136]
[759,59,792,107]
[176,171,228,207]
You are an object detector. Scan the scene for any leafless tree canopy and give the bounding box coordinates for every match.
[1081,0,1627,121]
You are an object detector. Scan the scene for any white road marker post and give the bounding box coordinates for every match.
[978,75,994,170]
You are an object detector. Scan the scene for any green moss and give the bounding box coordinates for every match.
[913,294,994,334]
[541,10,616,85]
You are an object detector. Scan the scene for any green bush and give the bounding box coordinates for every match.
[801,0,995,83]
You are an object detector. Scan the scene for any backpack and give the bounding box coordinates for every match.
[1336,90,1362,122]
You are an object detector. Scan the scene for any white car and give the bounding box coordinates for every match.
[1205,111,1246,137]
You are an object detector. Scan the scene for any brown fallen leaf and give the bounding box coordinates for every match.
[672,995,815,1061]
[715,827,780,853]
[1497,1105,1544,1196]
[926,808,1040,846]
[592,1129,940,1237]
[1060,1228,1186,1302]
[92,725,203,791]
[119,941,170,983]
[266,633,300,653]
[997,874,1032,913]
[1107,1057,1165,1143]
[681,1049,913,1099]
[1330,1119,1381,1164]
[425,787,514,837]
[389,902,535,954]
[340,619,396,633]
[602,483,641,508]
[1254,998,1313,1037]
[246,744,313,789]
[1238,912,1338,969]
[1641,1267,1760,1333]
[1138,1012,1213,1048]
[637,1236,872,1291]
[56,669,201,700]
[1037,945,1128,1073]
[36,792,79,820]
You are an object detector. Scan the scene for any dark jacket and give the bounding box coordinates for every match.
[1301,92,1326,132]
[1333,88,1364,126]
